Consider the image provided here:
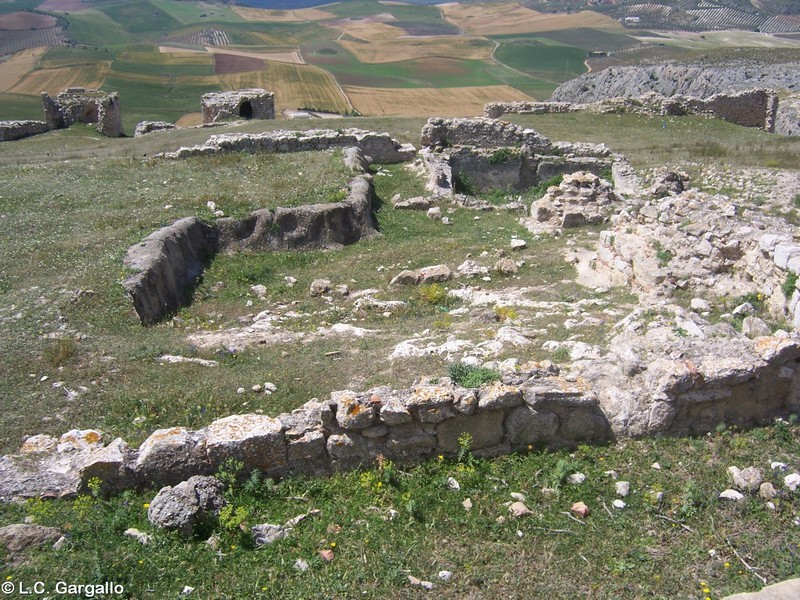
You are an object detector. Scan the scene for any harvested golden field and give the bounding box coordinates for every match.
[219,61,349,114]
[441,2,621,35]
[335,21,404,43]
[0,48,45,93]
[340,33,493,63]
[0,11,57,29]
[343,84,532,116]
[6,60,109,96]
[231,6,335,22]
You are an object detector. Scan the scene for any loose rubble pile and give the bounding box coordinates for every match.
[524,171,623,233]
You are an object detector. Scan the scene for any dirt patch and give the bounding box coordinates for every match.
[0,12,57,29]
[344,85,532,116]
[213,53,265,75]
[0,47,45,93]
[441,3,621,36]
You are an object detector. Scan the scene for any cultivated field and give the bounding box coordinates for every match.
[0,11,57,29]
[441,3,623,36]
[231,5,336,22]
[0,48,46,93]
[338,30,493,64]
[344,84,531,116]
[219,61,350,114]
[6,60,109,96]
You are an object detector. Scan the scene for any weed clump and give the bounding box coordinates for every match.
[448,363,500,388]
[417,283,448,305]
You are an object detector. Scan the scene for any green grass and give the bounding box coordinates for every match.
[63,9,133,47]
[1,421,799,598]
[102,77,217,132]
[0,0,40,15]
[0,93,42,121]
[492,36,588,83]
[508,113,800,171]
[149,0,244,25]
[98,0,183,37]
[111,48,215,78]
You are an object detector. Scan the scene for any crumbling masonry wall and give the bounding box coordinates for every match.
[42,88,123,137]
[201,89,275,124]
[485,89,780,133]
[0,120,50,142]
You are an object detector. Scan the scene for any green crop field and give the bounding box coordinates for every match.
[0,92,42,120]
[112,48,215,78]
[493,37,588,81]
[62,10,134,47]
[98,0,183,36]
[103,76,217,131]
[149,0,243,24]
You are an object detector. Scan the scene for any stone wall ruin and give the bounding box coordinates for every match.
[201,89,275,124]
[485,88,780,133]
[42,88,123,137]
[418,117,624,199]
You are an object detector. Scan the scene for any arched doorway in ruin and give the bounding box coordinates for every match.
[239,101,253,119]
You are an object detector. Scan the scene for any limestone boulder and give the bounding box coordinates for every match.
[134,427,212,487]
[148,476,226,537]
[204,414,287,476]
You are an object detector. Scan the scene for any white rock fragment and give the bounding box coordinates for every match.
[294,558,310,572]
[615,481,630,497]
[719,489,745,501]
[438,570,453,582]
[447,477,460,491]
[567,472,586,485]
[784,473,800,491]
[771,462,788,471]
[612,499,626,509]
[124,528,153,545]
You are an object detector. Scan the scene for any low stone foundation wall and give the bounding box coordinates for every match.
[122,169,378,325]
[0,120,50,142]
[485,89,780,133]
[159,129,416,164]
[3,329,799,500]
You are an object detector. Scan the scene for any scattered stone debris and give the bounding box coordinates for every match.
[0,524,63,565]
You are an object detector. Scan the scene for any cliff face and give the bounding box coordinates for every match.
[550,62,800,103]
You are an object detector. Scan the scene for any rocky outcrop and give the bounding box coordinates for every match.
[776,94,800,137]
[201,89,275,124]
[159,128,415,164]
[134,121,176,137]
[42,88,123,137]
[0,120,50,142]
[550,62,799,104]
[487,89,780,133]
[122,158,377,324]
